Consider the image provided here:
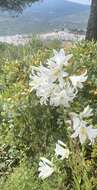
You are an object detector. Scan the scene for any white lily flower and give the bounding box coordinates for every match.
[55,140,69,160]
[87,126,97,144]
[29,65,50,90]
[30,64,54,104]
[38,157,54,180]
[71,123,97,144]
[70,106,96,144]
[50,49,72,67]
[70,105,93,131]
[36,80,54,105]
[69,70,87,89]
[50,82,77,107]
[46,49,71,86]
[69,112,81,130]
[80,105,93,118]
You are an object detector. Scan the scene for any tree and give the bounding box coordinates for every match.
[0,0,39,12]
[86,0,97,40]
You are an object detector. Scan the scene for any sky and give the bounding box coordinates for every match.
[66,0,91,5]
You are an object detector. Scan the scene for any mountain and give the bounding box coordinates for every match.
[0,0,90,36]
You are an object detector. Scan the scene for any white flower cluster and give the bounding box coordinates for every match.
[70,105,97,144]
[38,140,69,180]
[29,48,97,181]
[38,157,54,180]
[30,49,97,180]
[38,105,97,180]
[30,49,87,107]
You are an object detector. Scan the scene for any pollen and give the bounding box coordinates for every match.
[79,127,87,135]
[53,68,60,76]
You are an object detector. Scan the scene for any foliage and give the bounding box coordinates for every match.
[0,40,97,190]
[0,0,39,12]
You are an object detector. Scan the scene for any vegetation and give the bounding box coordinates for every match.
[0,0,39,12]
[0,39,97,190]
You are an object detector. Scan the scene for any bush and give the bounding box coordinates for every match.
[0,159,71,190]
[1,40,97,190]
[0,160,37,190]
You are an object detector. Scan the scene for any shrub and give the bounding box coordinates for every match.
[1,40,97,190]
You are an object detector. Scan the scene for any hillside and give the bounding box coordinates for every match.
[0,0,90,36]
